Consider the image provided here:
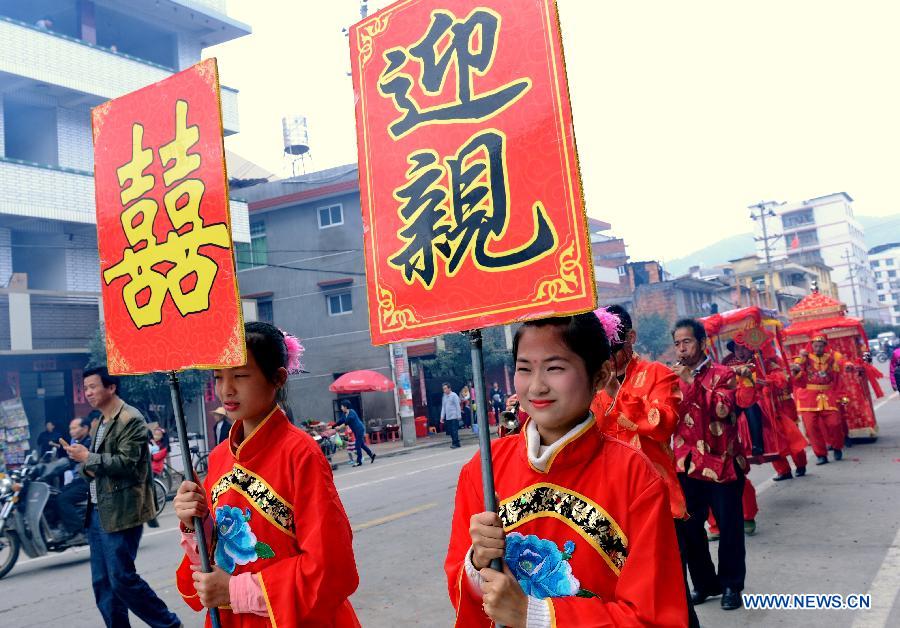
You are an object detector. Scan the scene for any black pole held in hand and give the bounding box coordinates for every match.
[169,371,222,628]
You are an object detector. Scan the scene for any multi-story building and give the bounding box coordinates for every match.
[235,165,398,424]
[729,254,839,315]
[752,193,880,320]
[868,243,900,325]
[0,1,250,434]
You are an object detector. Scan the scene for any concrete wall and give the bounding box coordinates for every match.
[236,192,395,422]
[0,227,11,286]
[65,232,100,291]
[57,106,93,171]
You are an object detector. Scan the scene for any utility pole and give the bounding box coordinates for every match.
[749,201,781,312]
[843,248,861,318]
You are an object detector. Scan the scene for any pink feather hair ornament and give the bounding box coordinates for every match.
[594,307,623,345]
[281,331,305,374]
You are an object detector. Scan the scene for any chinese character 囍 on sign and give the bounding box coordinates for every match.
[103,100,230,329]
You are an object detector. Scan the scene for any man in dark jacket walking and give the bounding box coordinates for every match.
[65,367,181,628]
[336,400,376,466]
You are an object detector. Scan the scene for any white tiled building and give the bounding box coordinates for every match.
[0,1,250,427]
[751,193,882,321]
[868,243,900,325]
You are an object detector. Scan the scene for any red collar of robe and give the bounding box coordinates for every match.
[228,406,286,463]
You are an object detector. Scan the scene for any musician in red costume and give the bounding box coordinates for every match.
[722,340,808,482]
[446,314,687,627]
[672,319,747,611]
[592,305,698,627]
[790,334,848,465]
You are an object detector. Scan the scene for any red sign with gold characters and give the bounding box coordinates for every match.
[92,59,245,374]
[350,0,595,345]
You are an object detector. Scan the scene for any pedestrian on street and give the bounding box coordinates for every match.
[889,344,900,391]
[54,416,92,544]
[212,406,232,445]
[490,382,505,424]
[150,427,169,476]
[64,367,182,628]
[672,318,747,611]
[174,322,360,626]
[446,314,687,626]
[440,382,462,448]
[37,420,62,456]
[335,400,376,466]
[460,385,473,428]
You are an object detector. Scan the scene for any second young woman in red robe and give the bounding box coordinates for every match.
[446,313,687,627]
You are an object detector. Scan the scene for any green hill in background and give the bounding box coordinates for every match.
[663,214,900,277]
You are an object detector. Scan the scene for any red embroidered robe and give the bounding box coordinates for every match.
[592,356,686,519]
[176,408,360,627]
[675,359,748,483]
[445,422,687,627]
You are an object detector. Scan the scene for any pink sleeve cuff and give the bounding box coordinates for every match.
[229,572,270,617]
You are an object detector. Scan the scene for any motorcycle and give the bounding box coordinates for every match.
[0,451,167,579]
[0,451,89,579]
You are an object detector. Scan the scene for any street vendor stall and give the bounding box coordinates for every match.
[700,306,805,463]
[783,290,880,440]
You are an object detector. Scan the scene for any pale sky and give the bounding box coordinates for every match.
[207,0,900,263]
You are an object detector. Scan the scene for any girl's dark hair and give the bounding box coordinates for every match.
[512,313,612,381]
[245,321,290,403]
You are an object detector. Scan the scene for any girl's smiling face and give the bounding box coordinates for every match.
[213,350,285,426]
[514,325,608,444]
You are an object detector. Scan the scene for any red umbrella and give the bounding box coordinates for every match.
[329,370,395,393]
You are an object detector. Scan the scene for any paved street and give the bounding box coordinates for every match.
[1,403,899,627]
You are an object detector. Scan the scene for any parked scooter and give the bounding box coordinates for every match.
[0,450,167,579]
[0,451,89,579]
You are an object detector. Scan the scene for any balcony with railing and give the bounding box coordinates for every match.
[0,156,250,242]
[0,15,240,134]
[0,288,101,353]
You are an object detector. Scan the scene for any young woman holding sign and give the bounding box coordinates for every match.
[174,322,360,627]
[445,312,688,627]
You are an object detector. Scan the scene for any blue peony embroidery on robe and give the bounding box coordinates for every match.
[214,505,275,574]
[505,533,597,599]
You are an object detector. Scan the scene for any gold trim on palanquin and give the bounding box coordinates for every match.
[499,483,628,574]
[211,464,295,537]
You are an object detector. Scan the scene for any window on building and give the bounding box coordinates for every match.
[327,292,352,316]
[879,295,886,302]
[781,209,814,229]
[616,265,626,276]
[877,283,884,290]
[890,270,897,278]
[888,259,896,266]
[3,99,59,166]
[235,221,268,270]
[894,306,900,313]
[871,260,880,268]
[318,204,344,228]
[784,229,818,249]
[257,298,273,323]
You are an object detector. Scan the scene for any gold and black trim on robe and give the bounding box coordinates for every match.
[211,464,295,537]
[499,483,628,574]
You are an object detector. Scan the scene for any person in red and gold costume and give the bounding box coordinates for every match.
[790,333,848,465]
[446,313,687,627]
[722,338,808,483]
[672,318,747,612]
[174,322,360,627]
[591,305,698,627]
